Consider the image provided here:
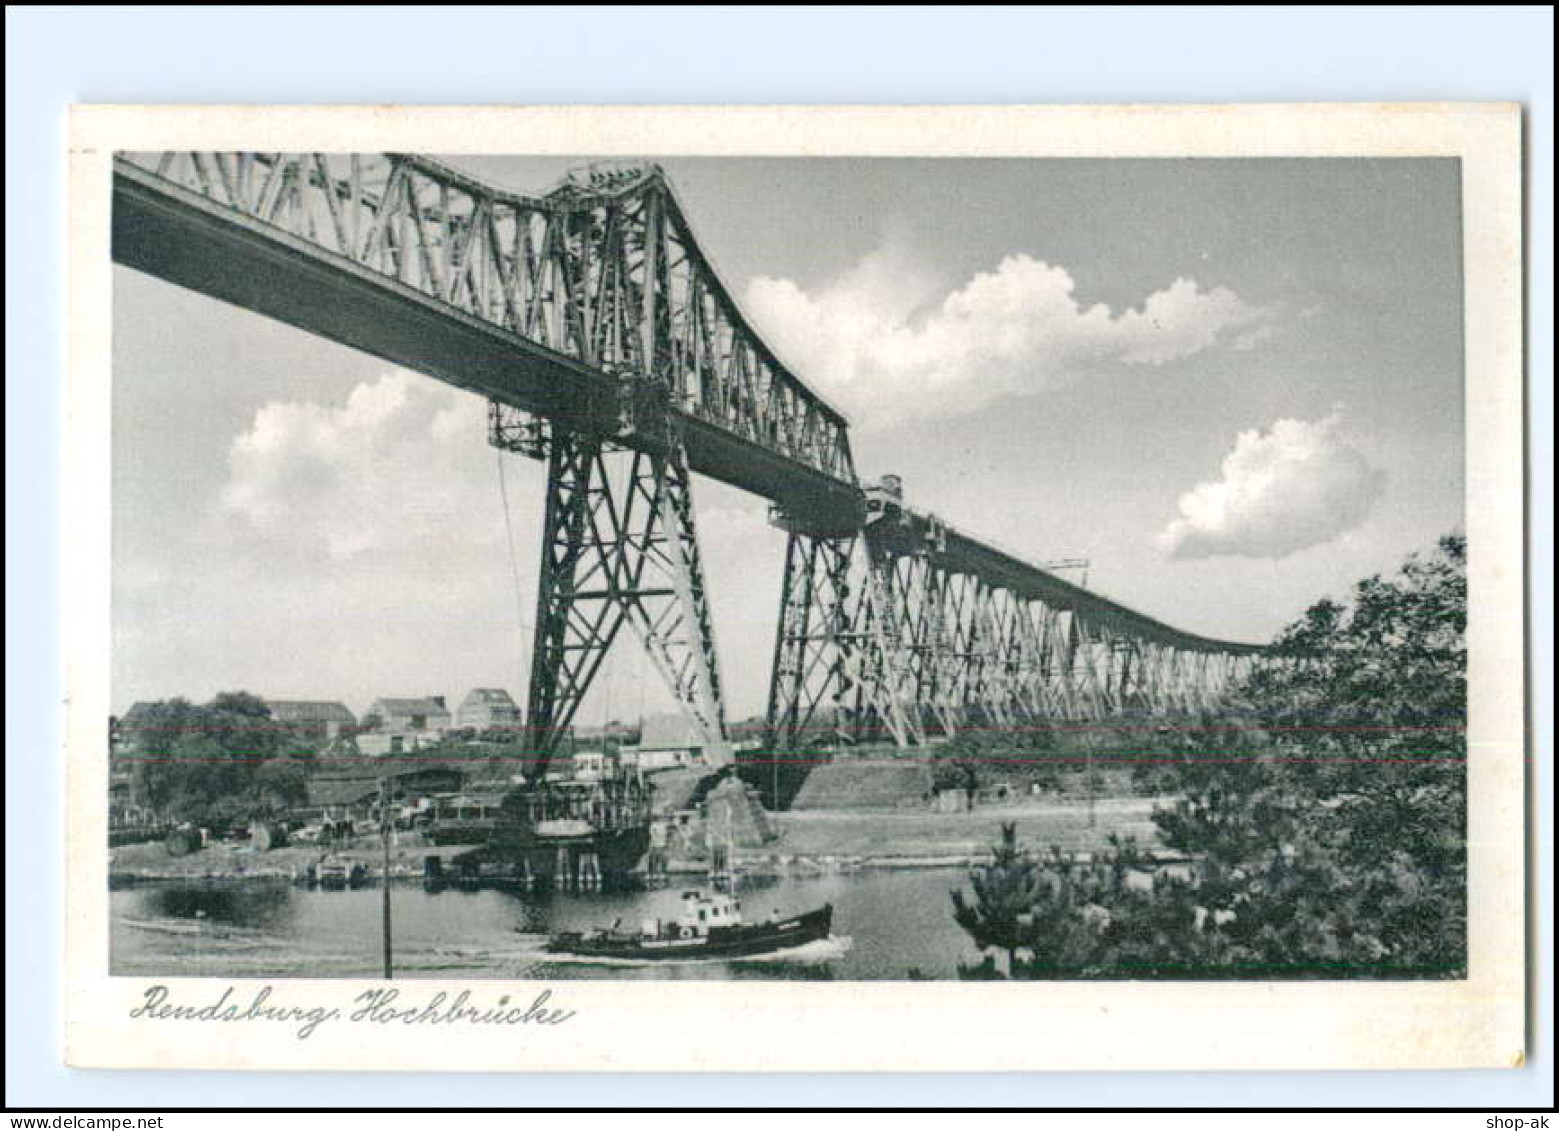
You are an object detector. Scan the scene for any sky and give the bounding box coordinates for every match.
[111,156,1465,723]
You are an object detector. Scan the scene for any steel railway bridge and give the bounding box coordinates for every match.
[113,152,1266,775]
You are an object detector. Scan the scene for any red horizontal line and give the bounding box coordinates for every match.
[737,756,1472,766]
[112,723,1468,733]
[110,754,1470,766]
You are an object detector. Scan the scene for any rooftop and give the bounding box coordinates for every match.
[314,755,478,781]
[370,697,451,717]
[461,688,518,706]
[265,699,356,724]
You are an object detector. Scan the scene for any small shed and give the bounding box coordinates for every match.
[360,696,453,754]
[932,788,972,813]
[619,713,703,771]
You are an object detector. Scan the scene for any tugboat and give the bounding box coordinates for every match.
[546,889,833,961]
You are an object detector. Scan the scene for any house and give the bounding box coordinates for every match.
[359,696,452,755]
[547,749,610,783]
[618,713,703,772]
[265,699,356,746]
[455,688,522,733]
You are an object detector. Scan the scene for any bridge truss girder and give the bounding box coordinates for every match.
[765,523,1261,752]
[116,151,856,496]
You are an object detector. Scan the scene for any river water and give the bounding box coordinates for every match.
[112,869,982,981]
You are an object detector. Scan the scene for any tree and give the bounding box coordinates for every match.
[1195,533,1468,975]
[952,824,1161,977]
[252,758,312,814]
[951,823,1041,972]
[124,692,292,824]
[930,748,980,795]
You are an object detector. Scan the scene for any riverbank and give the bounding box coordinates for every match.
[108,837,471,884]
[108,795,1176,883]
[768,795,1168,861]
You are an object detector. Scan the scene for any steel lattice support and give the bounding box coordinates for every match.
[765,529,925,751]
[858,532,926,747]
[520,426,728,775]
[764,523,1274,752]
[892,552,960,738]
[766,533,855,750]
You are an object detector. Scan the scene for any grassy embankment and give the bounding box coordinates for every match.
[762,796,1169,865]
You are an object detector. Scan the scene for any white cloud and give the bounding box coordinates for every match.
[111,370,547,717]
[1231,324,1279,351]
[222,371,492,561]
[203,375,789,719]
[1158,413,1386,560]
[744,248,1269,425]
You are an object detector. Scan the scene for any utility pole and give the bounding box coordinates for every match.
[1040,558,1091,589]
[380,776,393,980]
[1087,746,1096,830]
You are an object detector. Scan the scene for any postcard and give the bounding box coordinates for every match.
[64,103,1525,1071]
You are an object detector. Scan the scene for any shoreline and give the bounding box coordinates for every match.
[109,795,1175,885]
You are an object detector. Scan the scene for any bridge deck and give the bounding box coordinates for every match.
[111,153,1265,656]
[113,161,865,536]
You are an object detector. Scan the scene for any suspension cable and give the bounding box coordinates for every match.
[496,449,530,707]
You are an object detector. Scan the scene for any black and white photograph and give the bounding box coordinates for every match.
[44,98,1528,1079]
[7,1,1548,1110]
[105,146,1476,985]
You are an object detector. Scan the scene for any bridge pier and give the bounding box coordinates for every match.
[495,410,729,774]
[764,527,926,752]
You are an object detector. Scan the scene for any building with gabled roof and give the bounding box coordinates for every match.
[359,696,452,755]
[265,699,356,743]
[304,757,467,822]
[455,687,522,733]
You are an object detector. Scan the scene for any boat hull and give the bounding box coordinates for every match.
[548,905,833,961]
[460,823,651,883]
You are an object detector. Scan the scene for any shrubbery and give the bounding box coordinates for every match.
[117,692,309,824]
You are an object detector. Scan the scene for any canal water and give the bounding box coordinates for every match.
[111,869,982,981]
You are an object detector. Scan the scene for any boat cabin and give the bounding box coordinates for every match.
[680,889,742,931]
[641,891,744,939]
